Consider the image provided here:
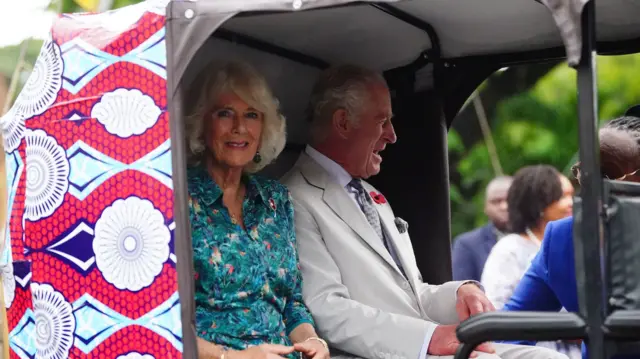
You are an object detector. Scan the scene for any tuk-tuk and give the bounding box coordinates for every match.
[1,0,639,358]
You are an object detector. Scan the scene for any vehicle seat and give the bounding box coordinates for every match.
[258,145,304,180]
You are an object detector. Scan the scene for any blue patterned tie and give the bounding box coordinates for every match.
[348,179,406,276]
[348,179,384,240]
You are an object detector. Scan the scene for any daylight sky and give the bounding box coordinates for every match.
[0,0,56,47]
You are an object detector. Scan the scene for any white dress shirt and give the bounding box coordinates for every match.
[305,145,432,359]
[305,146,357,204]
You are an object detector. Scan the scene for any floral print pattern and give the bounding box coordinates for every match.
[188,165,314,354]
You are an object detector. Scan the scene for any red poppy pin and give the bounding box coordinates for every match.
[370,191,387,205]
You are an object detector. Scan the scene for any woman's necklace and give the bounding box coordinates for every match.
[230,201,245,228]
[227,203,242,224]
[223,186,245,225]
[525,227,542,247]
[229,211,238,223]
[228,209,245,230]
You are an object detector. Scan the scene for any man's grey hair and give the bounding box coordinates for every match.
[307,64,387,143]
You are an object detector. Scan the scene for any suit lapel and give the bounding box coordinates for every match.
[377,200,419,280]
[370,186,427,313]
[297,153,401,273]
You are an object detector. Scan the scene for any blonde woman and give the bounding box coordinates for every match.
[185,61,329,359]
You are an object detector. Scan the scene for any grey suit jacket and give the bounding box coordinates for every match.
[282,153,464,359]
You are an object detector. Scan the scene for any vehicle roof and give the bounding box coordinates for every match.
[170,0,640,71]
[167,0,640,145]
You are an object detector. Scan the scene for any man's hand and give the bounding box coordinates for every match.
[294,339,330,359]
[427,325,495,357]
[456,283,495,321]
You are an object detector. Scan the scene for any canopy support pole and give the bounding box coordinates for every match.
[574,2,606,359]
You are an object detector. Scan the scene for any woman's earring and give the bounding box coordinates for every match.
[253,152,262,163]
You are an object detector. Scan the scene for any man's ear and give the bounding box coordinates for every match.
[332,109,351,139]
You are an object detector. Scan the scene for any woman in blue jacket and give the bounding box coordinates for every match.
[502,115,640,357]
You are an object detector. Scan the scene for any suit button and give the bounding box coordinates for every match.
[402,281,411,290]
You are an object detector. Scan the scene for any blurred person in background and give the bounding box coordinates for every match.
[481,165,577,359]
[452,176,513,281]
[481,165,574,308]
[502,115,640,359]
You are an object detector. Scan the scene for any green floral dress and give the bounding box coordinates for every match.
[188,165,315,354]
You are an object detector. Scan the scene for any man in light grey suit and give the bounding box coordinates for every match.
[281,65,568,359]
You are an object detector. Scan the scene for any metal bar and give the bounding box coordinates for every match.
[383,51,430,80]
[368,3,441,58]
[368,3,442,94]
[213,28,329,69]
[165,12,199,359]
[230,2,443,73]
[447,36,640,68]
[574,2,606,359]
[234,2,442,58]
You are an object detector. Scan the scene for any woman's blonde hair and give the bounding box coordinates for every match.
[184,61,286,173]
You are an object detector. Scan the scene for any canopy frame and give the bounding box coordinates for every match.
[213,28,330,68]
[574,1,606,358]
[450,2,611,359]
[212,2,443,75]
[164,1,622,359]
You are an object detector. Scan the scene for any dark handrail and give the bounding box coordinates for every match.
[603,310,640,339]
[454,312,587,359]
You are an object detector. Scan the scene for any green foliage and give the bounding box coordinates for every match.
[449,53,640,239]
[1,0,145,109]
[49,0,143,14]
[0,41,44,78]
[112,0,144,9]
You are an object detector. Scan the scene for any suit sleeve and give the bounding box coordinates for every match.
[451,237,477,281]
[413,261,468,325]
[293,198,432,359]
[376,199,463,326]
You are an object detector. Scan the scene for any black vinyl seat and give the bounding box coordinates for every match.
[258,145,304,180]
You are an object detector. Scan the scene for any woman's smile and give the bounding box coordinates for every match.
[225,141,249,149]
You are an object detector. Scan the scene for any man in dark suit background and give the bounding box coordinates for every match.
[451,176,513,281]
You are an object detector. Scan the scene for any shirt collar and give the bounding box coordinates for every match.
[488,222,507,240]
[305,145,353,189]
[187,165,270,209]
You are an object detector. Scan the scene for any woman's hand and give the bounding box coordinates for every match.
[288,324,329,359]
[293,339,330,359]
[227,344,295,359]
